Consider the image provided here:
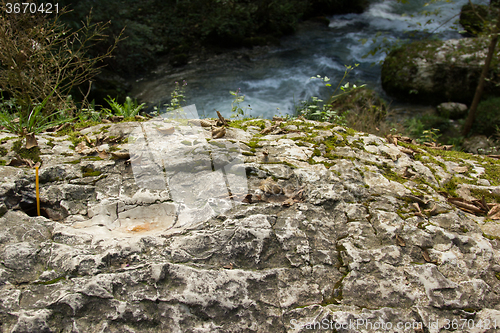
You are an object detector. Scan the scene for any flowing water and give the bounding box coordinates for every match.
[131,0,477,120]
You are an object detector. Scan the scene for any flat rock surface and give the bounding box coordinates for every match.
[0,119,499,332]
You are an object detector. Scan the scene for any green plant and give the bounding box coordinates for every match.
[0,86,73,136]
[298,64,365,125]
[420,128,441,143]
[76,100,112,123]
[471,97,500,136]
[0,2,122,118]
[230,88,251,119]
[103,96,145,118]
[156,80,188,115]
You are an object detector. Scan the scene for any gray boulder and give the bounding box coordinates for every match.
[0,120,499,332]
[382,38,500,104]
[437,102,468,119]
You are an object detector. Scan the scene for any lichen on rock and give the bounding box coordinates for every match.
[0,120,499,332]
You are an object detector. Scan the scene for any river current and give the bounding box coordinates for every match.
[131,0,478,120]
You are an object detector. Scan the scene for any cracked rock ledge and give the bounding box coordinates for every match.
[0,119,499,333]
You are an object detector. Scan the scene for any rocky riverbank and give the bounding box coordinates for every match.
[0,118,499,332]
[382,37,500,105]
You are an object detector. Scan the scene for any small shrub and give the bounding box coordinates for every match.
[103,96,145,118]
[472,97,500,136]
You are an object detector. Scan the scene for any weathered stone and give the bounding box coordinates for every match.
[437,102,468,119]
[382,38,500,104]
[0,120,499,332]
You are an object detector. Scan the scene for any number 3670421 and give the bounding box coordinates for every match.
[5,3,59,14]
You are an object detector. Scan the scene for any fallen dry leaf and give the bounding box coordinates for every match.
[111,152,130,160]
[385,134,398,146]
[487,204,500,220]
[212,126,226,139]
[395,234,406,247]
[75,141,96,155]
[447,197,485,214]
[422,248,436,263]
[453,166,468,174]
[156,126,175,135]
[7,157,34,168]
[98,149,109,159]
[25,133,38,149]
[109,116,124,122]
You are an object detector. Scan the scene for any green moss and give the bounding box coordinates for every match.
[229,119,267,131]
[12,140,41,162]
[242,151,255,156]
[0,160,6,166]
[260,160,297,169]
[108,146,120,152]
[60,152,73,157]
[0,136,18,144]
[470,188,500,203]
[208,140,226,148]
[481,158,500,186]
[97,125,111,134]
[66,132,84,150]
[181,140,193,146]
[34,276,66,285]
[81,166,102,177]
[440,176,459,197]
[245,140,263,150]
[82,156,103,161]
[0,146,7,157]
[483,233,500,241]
[65,159,81,164]
[46,139,55,148]
[495,272,500,281]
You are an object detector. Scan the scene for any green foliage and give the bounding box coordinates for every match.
[12,139,41,162]
[0,1,122,117]
[230,88,252,119]
[159,81,188,114]
[298,64,365,126]
[472,97,500,136]
[103,96,145,118]
[0,87,73,136]
[404,114,449,143]
[55,0,369,75]
[76,100,111,123]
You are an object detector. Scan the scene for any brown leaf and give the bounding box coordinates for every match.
[109,116,124,122]
[75,141,95,155]
[395,234,406,247]
[398,147,415,155]
[7,157,34,167]
[447,197,485,214]
[282,198,295,207]
[111,152,130,160]
[222,263,234,270]
[487,204,500,220]
[453,166,468,174]
[212,126,226,139]
[134,115,146,121]
[156,126,175,135]
[422,248,435,263]
[83,134,93,146]
[216,111,228,127]
[25,133,38,149]
[385,134,397,146]
[260,125,277,135]
[98,149,109,159]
